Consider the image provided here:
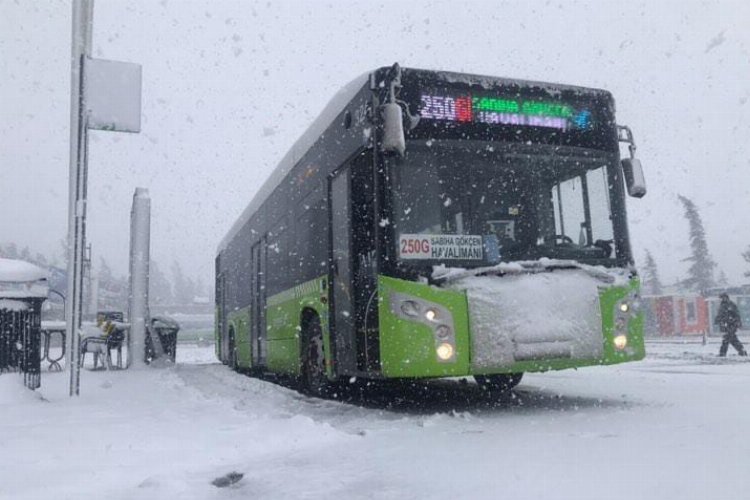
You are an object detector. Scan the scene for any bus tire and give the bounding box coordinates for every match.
[301,314,329,397]
[228,328,238,371]
[474,373,523,393]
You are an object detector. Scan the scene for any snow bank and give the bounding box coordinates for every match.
[0,258,47,283]
[3,344,750,500]
[0,299,29,312]
[446,269,604,369]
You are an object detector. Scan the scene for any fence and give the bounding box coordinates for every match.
[0,299,43,389]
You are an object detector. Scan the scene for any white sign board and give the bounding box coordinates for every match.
[398,234,484,260]
[85,57,142,133]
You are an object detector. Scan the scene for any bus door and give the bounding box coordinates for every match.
[250,239,267,365]
[329,168,357,373]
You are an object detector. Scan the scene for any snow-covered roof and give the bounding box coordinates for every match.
[0,299,30,312]
[424,68,612,98]
[0,258,49,299]
[0,258,48,283]
[217,71,371,253]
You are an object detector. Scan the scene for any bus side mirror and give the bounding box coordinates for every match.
[621,158,647,198]
[381,102,406,156]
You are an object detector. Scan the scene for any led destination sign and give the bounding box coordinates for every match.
[420,92,593,131]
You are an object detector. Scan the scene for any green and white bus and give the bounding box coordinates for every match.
[215,64,647,395]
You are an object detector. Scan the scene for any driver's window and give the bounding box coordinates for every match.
[551,175,586,245]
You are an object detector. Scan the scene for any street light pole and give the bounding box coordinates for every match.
[65,0,94,396]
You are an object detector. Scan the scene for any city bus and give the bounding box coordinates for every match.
[215,64,648,396]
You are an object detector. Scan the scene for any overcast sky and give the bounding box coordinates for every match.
[2,0,749,288]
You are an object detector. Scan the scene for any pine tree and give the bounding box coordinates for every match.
[743,245,750,278]
[641,249,663,295]
[678,195,716,295]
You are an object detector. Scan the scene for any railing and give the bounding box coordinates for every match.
[0,304,41,389]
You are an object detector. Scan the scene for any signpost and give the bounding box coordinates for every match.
[66,0,142,395]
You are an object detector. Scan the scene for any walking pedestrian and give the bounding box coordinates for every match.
[714,293,747,357]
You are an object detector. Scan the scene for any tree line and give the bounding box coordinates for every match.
[0,241,208,307]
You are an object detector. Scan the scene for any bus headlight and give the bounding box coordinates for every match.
[424,308,438,322]
[390,292,457,363]
[436,342,454,360]
[614,334,628,350]
[619,303,630,313]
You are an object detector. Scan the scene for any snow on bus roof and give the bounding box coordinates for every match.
[217,71,371,254]
[0,258,48,283]
[421,68,612,98]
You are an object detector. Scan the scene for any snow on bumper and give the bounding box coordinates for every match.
[447,270,604,371]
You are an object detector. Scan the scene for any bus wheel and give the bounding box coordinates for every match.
[228,328,238,371]
[474,373,523,393]
[302,315,329,397]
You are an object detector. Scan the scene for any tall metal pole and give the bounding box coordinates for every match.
[66,0,94,396]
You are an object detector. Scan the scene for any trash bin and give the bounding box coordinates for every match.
[146,315,180,363]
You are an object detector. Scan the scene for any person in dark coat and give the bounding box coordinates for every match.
[714,293,747,357]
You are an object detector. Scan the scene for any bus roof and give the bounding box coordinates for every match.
[217,65,613,255]
[217,71,370,254]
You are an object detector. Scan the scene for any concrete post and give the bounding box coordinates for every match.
[128,188,151,368]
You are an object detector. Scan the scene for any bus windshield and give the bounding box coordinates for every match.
[389,143,618,266]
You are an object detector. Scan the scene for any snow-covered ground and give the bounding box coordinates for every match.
[2,339,749,500]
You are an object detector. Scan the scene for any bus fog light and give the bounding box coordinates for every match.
[435,325,451,339]
[436,342,454,360]
[424,308,438,321]
[400,300,420,318]
[614,334,628,350]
